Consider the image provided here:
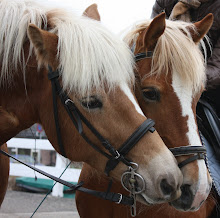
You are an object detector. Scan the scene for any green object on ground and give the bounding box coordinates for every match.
[16,177,76,198]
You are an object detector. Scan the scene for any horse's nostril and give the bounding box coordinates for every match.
[160,179,174,196]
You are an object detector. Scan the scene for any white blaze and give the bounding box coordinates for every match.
[172,73,209,209]
[120,83,145,117]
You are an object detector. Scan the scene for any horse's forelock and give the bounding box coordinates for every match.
[0,0,135,95]
[124,19,207,95]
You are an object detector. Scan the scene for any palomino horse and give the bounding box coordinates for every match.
[76,8,215,218]
[0,143,9,206]
[0,0,183,207]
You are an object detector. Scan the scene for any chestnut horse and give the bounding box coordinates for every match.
[76,7,216,218]
[0,143,9,206]
[0,0,183,207]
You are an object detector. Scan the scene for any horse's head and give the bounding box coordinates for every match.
[25,7,183,205]
[127,13,213,211]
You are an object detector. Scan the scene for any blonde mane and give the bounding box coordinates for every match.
[0,0,134,95]
[124,19,207,94]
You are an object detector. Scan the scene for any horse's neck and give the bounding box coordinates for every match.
[0,42,43,143]
[0,73,38,143]
[0,41,93,161]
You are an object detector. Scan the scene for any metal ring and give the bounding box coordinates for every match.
[116,194,123,204]
[129,162,138,171]
[121,171,145,194]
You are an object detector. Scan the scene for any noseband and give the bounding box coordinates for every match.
[134,51,207,168]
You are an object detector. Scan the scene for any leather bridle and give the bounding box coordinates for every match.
[47,66,156,175]
[134,51,207,168]
[0,65,157,211]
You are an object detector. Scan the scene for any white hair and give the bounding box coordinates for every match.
[124,19,207,95]
[0,0,135,96]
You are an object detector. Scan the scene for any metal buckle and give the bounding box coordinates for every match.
[115,150,120,159]
[65,99,74,105]
[116,194,123,204]
[198,153,205,159]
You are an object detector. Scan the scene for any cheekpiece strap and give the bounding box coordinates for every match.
[48,66,59,80]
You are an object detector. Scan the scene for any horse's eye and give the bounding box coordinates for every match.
[142,87,160,102]
[81,96,103,109]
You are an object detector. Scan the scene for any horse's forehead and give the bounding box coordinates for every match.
[95,84,145,117]
[139,70,171,91]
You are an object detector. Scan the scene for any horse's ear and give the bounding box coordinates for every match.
[83,4,100,21]
[142,12,166,50]
[190,13,213,43]
[27,24,58,67]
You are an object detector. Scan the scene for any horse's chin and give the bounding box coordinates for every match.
[169,199,199,212]
[136,193,153,205]
[136,193,168,206]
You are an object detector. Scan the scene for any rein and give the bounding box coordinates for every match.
[0,148,133,205]
[134,50,207,168]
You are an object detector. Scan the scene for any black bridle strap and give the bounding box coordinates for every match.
[105,119,155,175]
[169,146,206,168]
[178,153,205,168]
[135,51,153,62]
[0,149,133,206]
[118,119,155,155]
[49,69,67,158]
[169,146,206,156]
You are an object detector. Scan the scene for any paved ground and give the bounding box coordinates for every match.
[0,190,80,218]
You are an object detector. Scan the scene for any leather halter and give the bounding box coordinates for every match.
[48,66,155,175]
[134,51,207,168]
